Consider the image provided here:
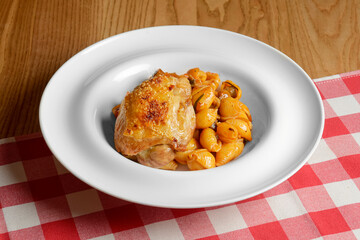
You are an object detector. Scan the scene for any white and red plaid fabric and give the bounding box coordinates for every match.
[1,71,360,240]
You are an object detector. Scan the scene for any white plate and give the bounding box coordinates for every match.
[40,26,324,208]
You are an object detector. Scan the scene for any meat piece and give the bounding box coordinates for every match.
[114,69,196,168]
[137,144,175,168]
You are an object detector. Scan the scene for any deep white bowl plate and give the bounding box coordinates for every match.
[40,26,324,208]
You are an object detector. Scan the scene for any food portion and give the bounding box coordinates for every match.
[113,68,253,170]
[113,70,196,169]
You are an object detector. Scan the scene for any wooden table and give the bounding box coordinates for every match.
[0,0,359,138]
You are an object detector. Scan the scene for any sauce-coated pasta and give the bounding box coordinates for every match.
[173,68,253,170]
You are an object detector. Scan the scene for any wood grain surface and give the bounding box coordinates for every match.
[0,0,359,138]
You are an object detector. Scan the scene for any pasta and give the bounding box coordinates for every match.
[192,86,216,112]
[188,68,207,82]
[174,68,253,170]
[196,108,218,129]
[219,97,243,118]
[200,128,222,152]
[216,122,238,143]
[239,101,252,121]
[216,140,244,166]
[221,80,242,99]
[225,118,252,141]
[217,89,231,100]
[160,160,178,170]
[174,138,201,165]
[187,149,216,170]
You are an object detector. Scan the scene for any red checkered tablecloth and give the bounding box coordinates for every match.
[1,71,360,240]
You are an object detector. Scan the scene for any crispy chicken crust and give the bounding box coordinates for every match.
[114,70,196,166]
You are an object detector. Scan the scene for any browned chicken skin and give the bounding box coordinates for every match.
[114,70,196,168]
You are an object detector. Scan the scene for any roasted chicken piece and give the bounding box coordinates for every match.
[137,144,175,168]
[113,70,196,168]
